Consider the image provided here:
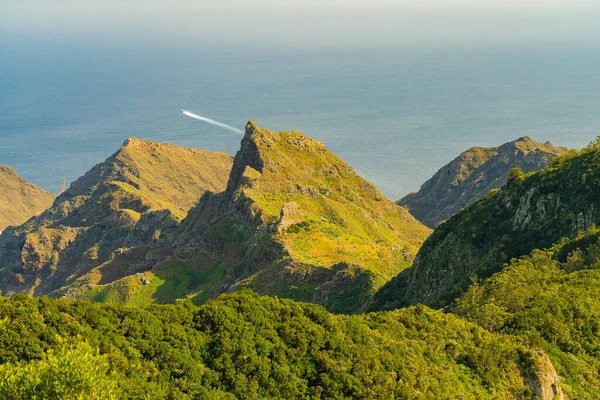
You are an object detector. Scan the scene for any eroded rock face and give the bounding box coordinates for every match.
[398,137,567,228]
[276,202,302,232]
[524,352,565,400]
[0,139,232,296]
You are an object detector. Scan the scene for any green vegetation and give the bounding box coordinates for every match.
[0,290,557,399]
[374,142,600,310]
[80,259,228,306]
[454,227,600,398]
[0,123,429,313]
[398,137,566,228]
[5,126,600,397]
[0,165,55,231]
[0,338,120,399]
[159,121,431,312]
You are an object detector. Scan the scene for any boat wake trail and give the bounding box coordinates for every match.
[181,109,243,134]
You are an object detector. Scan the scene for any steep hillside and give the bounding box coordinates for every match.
[0,165,55,231]
[398,137,567,227]
[454,227,600,398]
[71,122,431,313]
[0,138,232,297]
[0,290,563,399]
[373,143,600,310]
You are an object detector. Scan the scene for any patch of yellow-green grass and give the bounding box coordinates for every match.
[116,208,142,223]
[0,165,55,231]
[232,124,431,280]
[78,258,228,306]
[115,138,233,215]
[250,191,424,278]
[102,181,172,215]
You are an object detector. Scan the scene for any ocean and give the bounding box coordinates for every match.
[1,38,599,199]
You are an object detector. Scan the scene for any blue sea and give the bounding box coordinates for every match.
[1,38,599,199]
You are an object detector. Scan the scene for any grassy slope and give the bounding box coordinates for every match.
[78,122,431,313]
[0,139,233,296]
[0,165,55,231]
[110,138,233,217]
[239,123,430,276]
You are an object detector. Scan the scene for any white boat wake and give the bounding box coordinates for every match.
[181,109,243,134]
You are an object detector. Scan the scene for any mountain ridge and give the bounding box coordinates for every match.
[61,121,431,313]
[0,138,233,297]
[398,136,567,227]
[373,142,599,310]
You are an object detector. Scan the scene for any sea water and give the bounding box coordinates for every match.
[1,38,599,199]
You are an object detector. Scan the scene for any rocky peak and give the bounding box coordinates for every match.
[399,136,568,227]
[226,121,265,192]
[62,138,233,214]
[503,136,565,155]
[165,122,431,312]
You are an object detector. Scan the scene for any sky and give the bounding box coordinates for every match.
[3,0,600,48]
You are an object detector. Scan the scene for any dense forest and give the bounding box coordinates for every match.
[0,290,553,399]
[454,227,600,398]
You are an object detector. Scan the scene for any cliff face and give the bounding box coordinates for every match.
[373,145,600,310]
[398,137,567,228]
[0,166,55,231]
[71,122,431,313]
[0,138,232,296]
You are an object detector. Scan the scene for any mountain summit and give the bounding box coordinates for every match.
[66,122,431,312]
[399,137,567,227]
[0,139,233,296]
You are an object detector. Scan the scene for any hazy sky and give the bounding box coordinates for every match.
[3,1,600,47]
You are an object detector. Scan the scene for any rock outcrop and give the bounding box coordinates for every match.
[526,352,565,400]
[398,137,567,228]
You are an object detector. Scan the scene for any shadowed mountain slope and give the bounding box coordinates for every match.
[373,143,600,310]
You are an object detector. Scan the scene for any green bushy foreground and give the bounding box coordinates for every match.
[454,227,600,398]
[0,339,119,400]
[0,290,546,399]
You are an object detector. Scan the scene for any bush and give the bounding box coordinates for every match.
[0,338,120,400]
